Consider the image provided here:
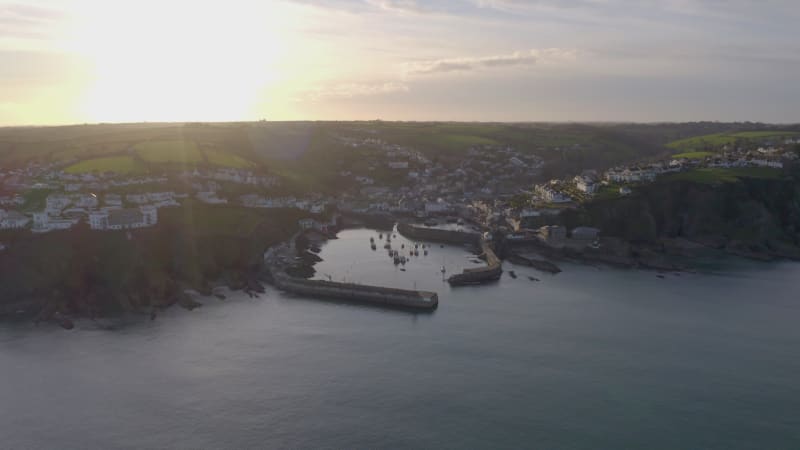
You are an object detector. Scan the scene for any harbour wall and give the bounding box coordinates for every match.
[397,222,481,246]
[447,241,503,286]
[272,271,439,311]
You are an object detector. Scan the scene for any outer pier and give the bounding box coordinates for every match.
[271,271,438,311]
[447,240,503,286]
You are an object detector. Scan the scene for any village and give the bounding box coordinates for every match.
[0,134,797,256]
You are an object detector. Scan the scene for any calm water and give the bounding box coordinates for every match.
[1,228,799,449]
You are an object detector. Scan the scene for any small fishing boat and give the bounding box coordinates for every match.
[509,271,517,279]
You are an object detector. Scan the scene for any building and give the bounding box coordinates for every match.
[0,211,30,230]
[539,225,567,244]
[196,191,228,204]
[45,194,71,213]
[574,176,598,194]
[298,218,318,230]
[425,201,451,214]
[605,168,657,184]
[388,161,409,169]
[535,185,572,203]
[32,212,77,233]
[73,194,99,209]
[571,226,600,241]
[105,194,123,207]
[126,193,149,204]
[90,206,158,231]
[510,157,526,168]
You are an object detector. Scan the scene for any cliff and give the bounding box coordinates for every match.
[560,171,800,260]
[0,204,311,321]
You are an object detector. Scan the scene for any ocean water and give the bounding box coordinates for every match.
[1,228,798,449]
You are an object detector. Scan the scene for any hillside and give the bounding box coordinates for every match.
[562,167,800,258]
[0,203,312,318]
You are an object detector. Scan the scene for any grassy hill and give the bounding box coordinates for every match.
[667,131,800,151]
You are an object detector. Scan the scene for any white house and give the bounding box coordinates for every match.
[425,201,451,214]
[510,157,526,168]
[196,191,228,204]
[90,206,158,231]
[73,194,99,209]
[105,194,123,207]
[45,194,71,213]
[388,161,409,169]
[125,193,149,204]
[0,211,30,230]
[750,159,783,169]
[33,212,77,233]
[298,218,318,230]
[535,185,572,203]
[574,176,598,194]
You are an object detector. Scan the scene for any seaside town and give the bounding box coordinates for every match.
[0,134,798,247]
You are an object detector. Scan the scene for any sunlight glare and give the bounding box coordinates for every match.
[70,0,292,122]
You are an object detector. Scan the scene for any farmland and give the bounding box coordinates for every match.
[205,150,255,168]
[64,156,146,174]
[672,151,715,159]
[134,140,205,164]
[659,167,785,184]
[667,131,800,151]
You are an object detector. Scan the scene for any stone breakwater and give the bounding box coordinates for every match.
[396,222,481,246]
[271,271,439,311]
[396,222,502,286]
[447,241,503,286]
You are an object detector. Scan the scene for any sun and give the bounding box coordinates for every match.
[68,1,292,123]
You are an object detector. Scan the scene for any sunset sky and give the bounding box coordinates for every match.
[2,0,799,125]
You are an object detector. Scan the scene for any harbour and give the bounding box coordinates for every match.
[2,247,799,449]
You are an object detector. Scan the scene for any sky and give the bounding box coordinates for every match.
[1,0,799,125]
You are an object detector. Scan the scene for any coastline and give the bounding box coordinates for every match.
[5,210,800,327]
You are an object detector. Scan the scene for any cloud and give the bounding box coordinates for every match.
[302,81,410,101]
[0,2,65,40]
[406,48,577,75]
[366,0,431,13]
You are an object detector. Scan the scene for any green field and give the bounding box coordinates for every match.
[661,167,784,184]
[64,156,145,174]
[667,131,799,151]
[134,140,204,164]
[430,134,498,149]
[205,150,255,168]
[672,151,715,159]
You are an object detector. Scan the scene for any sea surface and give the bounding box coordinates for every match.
[1,228,799,449]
